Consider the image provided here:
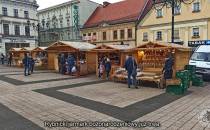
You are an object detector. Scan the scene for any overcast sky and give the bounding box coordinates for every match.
[37,0,123,10]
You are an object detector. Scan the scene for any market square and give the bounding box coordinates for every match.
[1,0,210,129]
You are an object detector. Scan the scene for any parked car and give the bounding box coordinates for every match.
[189,45,210,81]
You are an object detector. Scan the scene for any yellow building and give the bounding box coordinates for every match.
[137,0,210,47]
[81,0,150,47]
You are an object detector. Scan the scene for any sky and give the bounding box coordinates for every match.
[36,0,123,10]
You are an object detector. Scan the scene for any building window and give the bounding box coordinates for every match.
[60,20,63,28]
[2,7,8,16]
[88,33,91,36]
[14,9,18,17]
[143,32,148,41]
[24,11,29,18]
[192,27,200,38]
[120,29,125,39]
[25,26,30,36]
[156,9,163,18]
[83,34,86,37]
[174,5,181,15]
[15,25,20,36]
[193,2,200,12]
[66,18,70,27]
[93,32,96,41]
[156,31,162,40]
[128,29,132,38]
[174,30,180,39]
[3,24,9,35]
[113,30,117,40]
[103,32,106,40]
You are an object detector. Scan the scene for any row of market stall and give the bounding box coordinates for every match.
[9,41,191,87]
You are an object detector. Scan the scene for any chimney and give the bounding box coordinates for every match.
[103,1,110,7]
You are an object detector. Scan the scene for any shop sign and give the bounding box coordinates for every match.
[188,40,210,47]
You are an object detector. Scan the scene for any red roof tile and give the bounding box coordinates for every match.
[84,0,150,28]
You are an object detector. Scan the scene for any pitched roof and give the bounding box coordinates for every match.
[84,0,150,28]
[9,48,22,51]
[32,47,47,51]
[46,41,96,51]
[135,42,191,50]
[92,44,134,52]
[23,47,35,51]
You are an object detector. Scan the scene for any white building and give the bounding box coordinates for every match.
[0,0,39,54]
[37,0,99,46]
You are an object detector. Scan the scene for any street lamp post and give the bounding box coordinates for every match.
[153,0,195,44]
[27,19,41,46]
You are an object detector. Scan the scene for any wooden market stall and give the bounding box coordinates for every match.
[46,41,96,76]
[91,44,134,78]
[134,42,191,75]
[9,47,34,67]
[132,42,192,88]
[31,47,48,69]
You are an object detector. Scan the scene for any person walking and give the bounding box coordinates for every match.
[98,60,104,78]
[57,54,61,73]
[67,54,75,75]
[0,53,4,65]
[105,58,111,80]
[124,54,138,89]
[29,56,35,74]
[60,53,66,75]
[7,53,12,66]
[22,53,30,76]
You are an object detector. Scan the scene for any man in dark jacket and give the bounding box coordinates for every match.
[124,55,138,89]
[105,58,111,80]
[7,53,12,66]
[57,54,61,73]
[67,54,75,75]
[163,53,174,79]
[29,56,35,74]
[1,53,4,65]
[22,53,30,76]
[60,53,66,75]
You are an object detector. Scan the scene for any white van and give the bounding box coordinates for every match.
[189,45,210,80]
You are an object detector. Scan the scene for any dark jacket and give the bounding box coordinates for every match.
[163,57,174,79]
[1,54,4,59]
[67,56,75,66]
[60,55,66,65]
[105,61,111,72]
[30,58,35,65]
[124,57,137,74]
[22,57,29,67]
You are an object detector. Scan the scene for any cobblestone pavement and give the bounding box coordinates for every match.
[0,65,210,130]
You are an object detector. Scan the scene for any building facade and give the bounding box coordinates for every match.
[137,0,210,47]
[0,0,39,54]
[37,0,99,46]
[81,0,151,47]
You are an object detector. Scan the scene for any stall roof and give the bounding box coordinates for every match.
[135,42,191,50]
[32,47,47,51]
[92,44,134,52]
[9,48,22,51]
[46,41,96,51]
[22,47,35,51]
